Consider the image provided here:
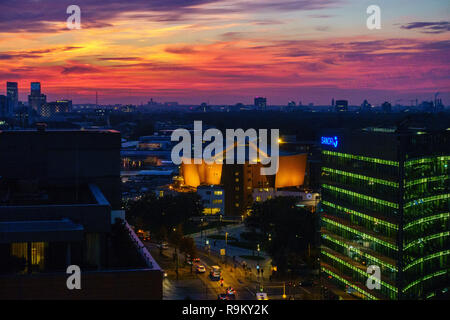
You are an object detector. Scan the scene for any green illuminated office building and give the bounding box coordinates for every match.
[320,127,450,300]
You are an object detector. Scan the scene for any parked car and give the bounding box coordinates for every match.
[209,265,221,280]
[196,265,206,273]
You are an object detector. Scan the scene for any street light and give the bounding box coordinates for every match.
[283,282,287,299]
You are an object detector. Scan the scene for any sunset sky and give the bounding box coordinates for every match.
[0,0,449,105]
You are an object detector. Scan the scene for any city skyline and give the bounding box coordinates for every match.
[0,0,449,105]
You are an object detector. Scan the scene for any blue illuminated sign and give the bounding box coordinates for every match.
[321,136,338,148]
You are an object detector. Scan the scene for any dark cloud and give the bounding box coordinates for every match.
[165,46,198,54]
[400,21,450,34]
[0,46,82,61]
[97,57,142,61]
[61,64,100,74]
[0,0,341,33]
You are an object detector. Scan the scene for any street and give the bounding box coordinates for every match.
[146,236,321,300]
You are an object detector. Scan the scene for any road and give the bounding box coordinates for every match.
[147,224,322,300]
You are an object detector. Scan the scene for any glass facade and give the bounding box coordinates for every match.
[320,131,450,300]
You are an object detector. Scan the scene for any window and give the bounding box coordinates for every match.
[214,191,223,195]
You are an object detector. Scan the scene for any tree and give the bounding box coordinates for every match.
[180,236,197,273]
[154,226,168,256]
[125,192,203,234]
[248,197,319,275]
[168,224,184,280]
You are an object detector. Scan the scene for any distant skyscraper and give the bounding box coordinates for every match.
[335,100,348,112]
[382,101,392,113]
[6,82,18,111]
[361,99,372,112]
[0,95,13,117]
[28,82,46,115]
[254,97,267,109]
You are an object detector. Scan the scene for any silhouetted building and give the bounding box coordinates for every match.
[0,129,162,299]
[41,100,72,117]
[335,100,348,112]
[28,82,46,115]
[382,101,392,113]
[6,82,18,111]
[0,95,13,118]
[254,97,267,109]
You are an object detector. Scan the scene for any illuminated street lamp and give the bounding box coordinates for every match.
[283,282,287,299]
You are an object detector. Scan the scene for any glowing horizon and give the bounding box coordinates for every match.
[0,0,449,105]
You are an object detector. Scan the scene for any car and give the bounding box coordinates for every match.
[196,265,206,273]
[217,293,235,300]
[225,293,236,300]
[209,265,221,280]
[158,242,169,249]
[193,258,200,264]
[226,287,236,295]
[256,292,269,300]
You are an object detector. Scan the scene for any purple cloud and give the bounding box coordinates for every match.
[400,21,450,34]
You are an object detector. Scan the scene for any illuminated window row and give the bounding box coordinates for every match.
[405,156,450,167]
[404,194,450,209]
[403,270,448,293]
[323,167,399,187]
[404,213,450,231]
[322,184,399,209]
[404,231,450,250]
[321,250,397,293]
[404,250,450,272]
[322,150,399,166]
[322,200,398,230]
[405,175,450,188]
[320,266,378,300]
[322,234,397,271]
[322,217,398,250]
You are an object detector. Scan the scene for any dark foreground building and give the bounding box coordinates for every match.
[0,129,162,299]
[320,127,449,300]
